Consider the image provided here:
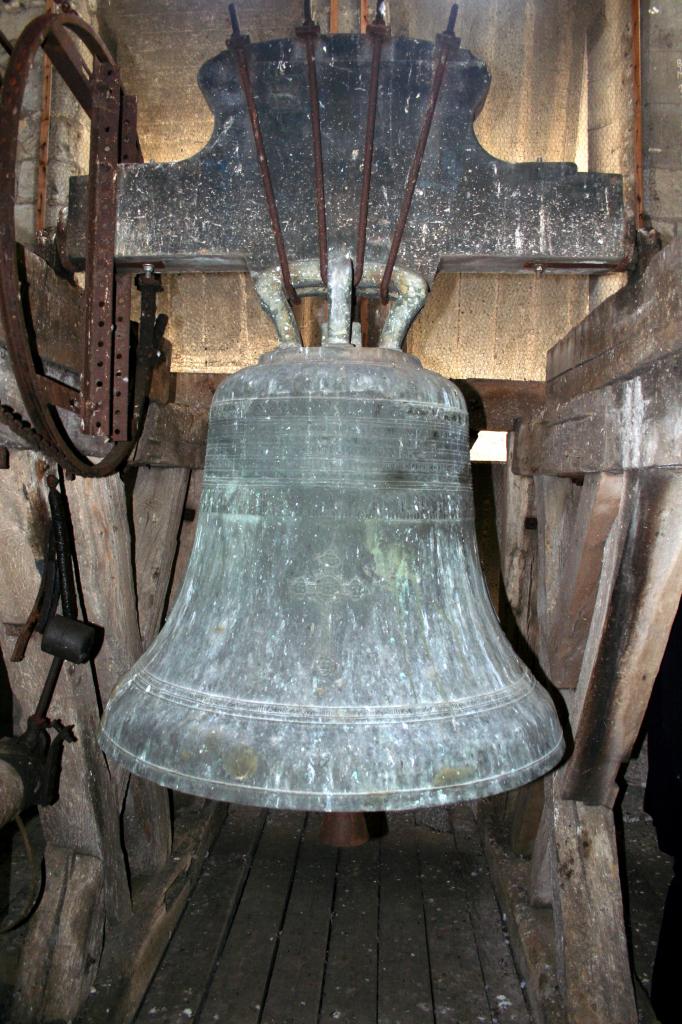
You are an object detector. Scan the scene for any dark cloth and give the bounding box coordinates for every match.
[650,860,681,1022]
[643,597,682,1023]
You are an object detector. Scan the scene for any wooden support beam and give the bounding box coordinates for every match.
[492,436,552,854]
[529,779,553,909]
[167,468,203,610]
[508,778,545,858]
[560,468,682,805]
[66,472,173,876]
[65,474,142,706]
[534,475,577,679]
[514,350,682,477]
[131,399,208,469]
[547,238,681,402]
[546,473,625,689]
[550,787,637,1024]
[76,798,227,1024]
[122,465,190,876]
[515,240,682,480]
[132,465,190,648]
[0,454,131,1022]
[492,433,538,643]
[481,813,565,1024]
[13,848,106,1024]
[0,248,83,372]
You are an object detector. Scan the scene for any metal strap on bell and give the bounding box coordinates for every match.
[100,259,564,811]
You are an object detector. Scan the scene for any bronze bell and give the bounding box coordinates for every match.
[100,260,564,811]
[96,268,561,811]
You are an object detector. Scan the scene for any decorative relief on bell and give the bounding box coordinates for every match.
[289,549,377,686]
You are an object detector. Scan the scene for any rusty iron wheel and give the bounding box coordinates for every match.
[0,10,146,476]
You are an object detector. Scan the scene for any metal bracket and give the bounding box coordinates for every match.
[253,259,428,351]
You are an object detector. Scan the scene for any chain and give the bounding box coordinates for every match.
[0,403,62,463]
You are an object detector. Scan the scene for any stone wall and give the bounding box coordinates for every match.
[0,0,100,245]
[1,0,45,245]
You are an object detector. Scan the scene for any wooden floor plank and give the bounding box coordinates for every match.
[416,825,492,1024]
[450,807,532,1024]
[260,814,337,1024]
[318,836,380,1024]
[136,805,265,1023]
[131,808,532,1024]
[198,810,305,1024]
[378,813,435,1024]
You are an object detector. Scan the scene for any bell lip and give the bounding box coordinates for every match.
[258,345,422,368]
[98,729,565,812]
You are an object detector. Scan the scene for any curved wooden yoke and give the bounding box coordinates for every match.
[0,10,147,477]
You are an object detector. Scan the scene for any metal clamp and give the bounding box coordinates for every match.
[253,258,428,351]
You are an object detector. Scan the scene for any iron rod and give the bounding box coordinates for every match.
[47,475,76,619]
[229,4,299,304]
[33,657,63,724]
[354,8,388,287]
[379,4,459,303]
[297,9,328,284]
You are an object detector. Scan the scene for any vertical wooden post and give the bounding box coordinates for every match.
[0,454,131,1022]
[550,783,637,1024]
[493,433,538,650]
[561,469,682,805]
[546,472,625,690]
[132,465,190,648]
[493,436,545,847]
[533,474,576,679]
[121,465,190,877]
[167,468,203,611]
[528,776,553,908]
[66,471,174,876]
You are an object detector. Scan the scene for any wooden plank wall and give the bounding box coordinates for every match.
[101,0,635,380]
